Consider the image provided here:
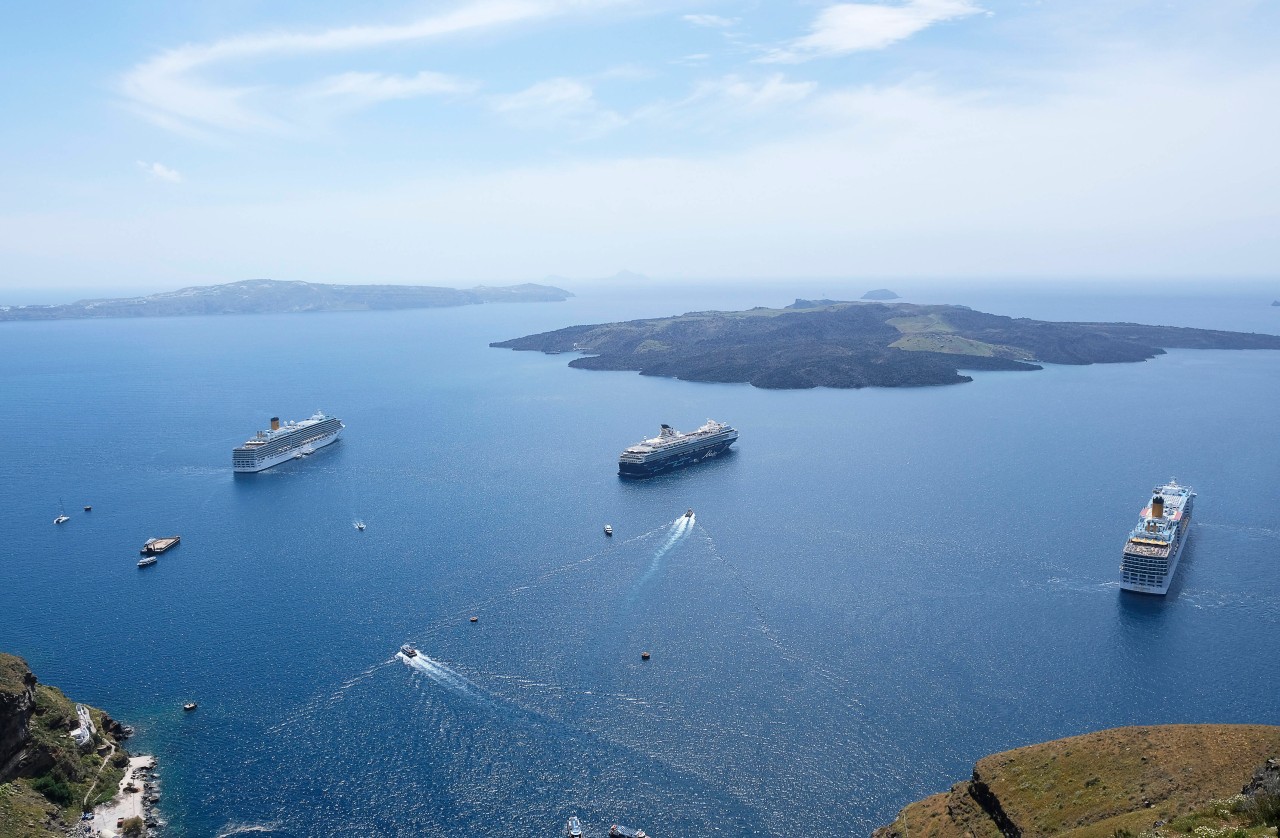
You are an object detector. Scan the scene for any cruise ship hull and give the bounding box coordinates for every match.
[233,427,342,473]
[1119,501,1193,595]
[618,438,735,478]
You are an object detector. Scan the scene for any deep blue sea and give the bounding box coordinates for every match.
[2,281,1278,838]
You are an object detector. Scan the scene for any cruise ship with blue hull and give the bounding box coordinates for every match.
[618,420,737,478]
[233,412,344,473]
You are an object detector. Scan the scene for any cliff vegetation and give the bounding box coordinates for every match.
[1,654,129,838]
[874,724,1280,838]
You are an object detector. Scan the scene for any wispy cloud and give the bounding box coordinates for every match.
[491,77,626,137]
[762,0,983,63]
[682,14,738,29]
[688,74,817,110]
[136,161,182,183]
[120,0,617,136]
[307,71,477,105]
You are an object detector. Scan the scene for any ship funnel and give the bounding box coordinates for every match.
[270,417,280,431]
[1151,495,1165,519]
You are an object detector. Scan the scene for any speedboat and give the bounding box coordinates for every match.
[354,520,366,531]
[400,644,418,658]
[182,702,197,712]
[566,817,584,838]
[604,524,613,536]
[54,515,70,524]
[137,556,158,568]
[684,508,693,518]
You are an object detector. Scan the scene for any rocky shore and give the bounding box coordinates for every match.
[0,653,156,838]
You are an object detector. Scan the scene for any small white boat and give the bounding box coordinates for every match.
[400,644,418,658]
[54,515,70,525]
[604,524,613,536]
[354,520,366,531]
[137,556,158,568]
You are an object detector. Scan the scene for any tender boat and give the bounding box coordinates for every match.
[182,702,197,712]
[137,556,158,568]
[604,524,613,536]
[400,644,418,658]
[610,826,648,838]
[566,817,584,838]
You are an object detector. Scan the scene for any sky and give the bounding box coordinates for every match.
[1,0,1278,295]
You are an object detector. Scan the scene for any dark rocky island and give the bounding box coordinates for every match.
[491,300,1280,389]
[861,288,901,300]
[874,724,1280,838]
[0,279,571,322]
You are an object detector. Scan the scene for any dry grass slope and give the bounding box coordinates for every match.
[876,724,1280,838]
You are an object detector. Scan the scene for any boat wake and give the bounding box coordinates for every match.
[398,651,482,698]
[215,823,283,838]
[631,513,695,594]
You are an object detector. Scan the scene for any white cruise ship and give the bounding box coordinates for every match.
[1119,479,1195,594]
[618,420,737,477]
[232,412,344,473]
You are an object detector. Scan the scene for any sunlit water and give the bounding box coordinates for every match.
[2,281,1278,837]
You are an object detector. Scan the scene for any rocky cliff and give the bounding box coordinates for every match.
[874,724,1280,838]
[0,655,38,782]
[0,653,130,838]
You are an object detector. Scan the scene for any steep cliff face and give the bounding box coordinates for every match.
[0,653,38,783]
[875,724,1280,838]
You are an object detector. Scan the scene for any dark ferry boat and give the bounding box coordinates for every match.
[618,420,737,478]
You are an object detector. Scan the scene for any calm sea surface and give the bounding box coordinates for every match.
[2,281,1278,837]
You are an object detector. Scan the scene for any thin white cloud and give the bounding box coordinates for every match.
[762,0,983,63]
[682,14,738,29]
[120,0,618,135]
[308,71,477,104]
[136,161,182,183]
[687,74,817,110]
[491,77,626,136]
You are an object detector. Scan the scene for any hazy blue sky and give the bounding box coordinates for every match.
[1,0,1277,293]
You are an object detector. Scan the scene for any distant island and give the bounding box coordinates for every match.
[861,288,900,300]
[1273,300,1279,306]
[491,300,1280,389]
[874,724,1280,838]
[0,279,571,322]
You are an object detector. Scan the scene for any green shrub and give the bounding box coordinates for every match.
[121,815,144,836]
[1249,792,1280,828]
[110,751,130,768]
[31,774,73,805]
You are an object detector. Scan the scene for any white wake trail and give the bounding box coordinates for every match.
[398,652,481,697]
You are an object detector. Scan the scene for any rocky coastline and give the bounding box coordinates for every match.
[1,653,157,838]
